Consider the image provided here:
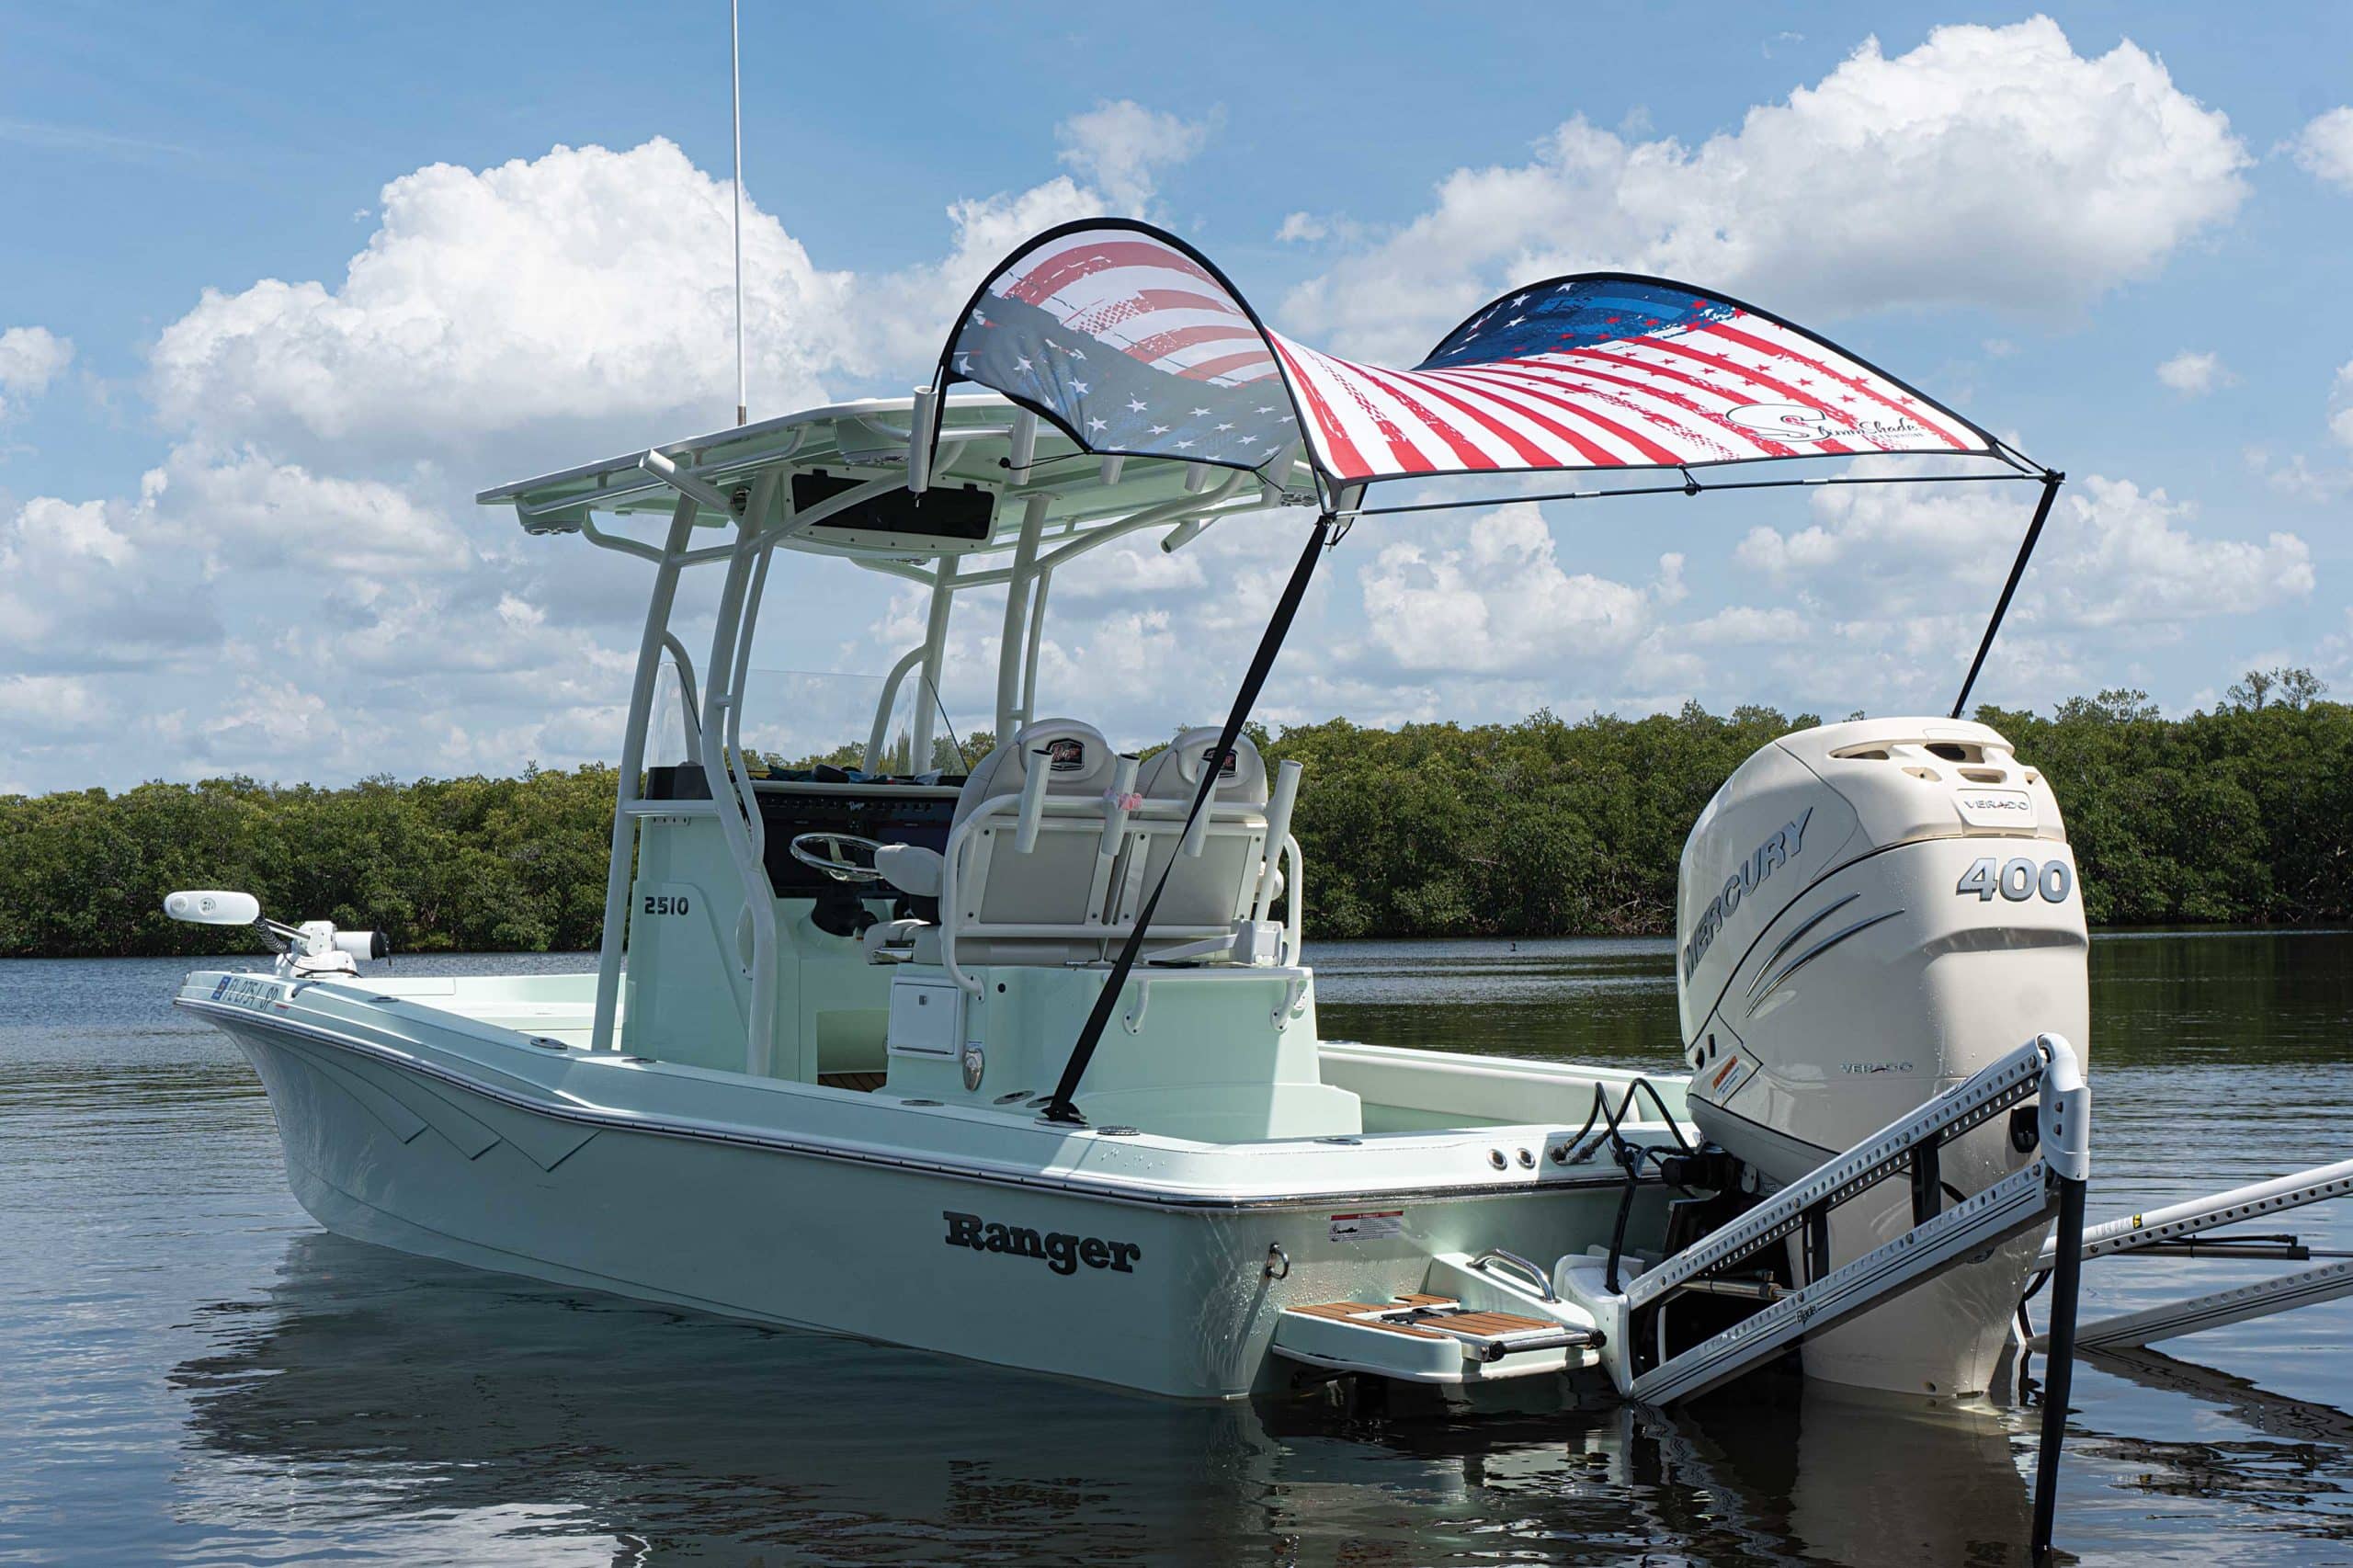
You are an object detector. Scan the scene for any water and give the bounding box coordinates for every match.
[3,935,2349,1565]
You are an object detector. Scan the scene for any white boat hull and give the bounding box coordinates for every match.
[189,973,1665,1401]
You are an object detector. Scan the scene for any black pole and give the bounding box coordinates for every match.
[1040,516,1333,1125]
[2031,1170,2088,1565]
[1950,470,2063,720]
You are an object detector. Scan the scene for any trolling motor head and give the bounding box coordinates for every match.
[164,890,389,980]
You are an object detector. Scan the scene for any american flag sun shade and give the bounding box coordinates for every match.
[932,218,1997,490]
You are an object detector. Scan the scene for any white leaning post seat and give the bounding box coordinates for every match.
[1114,728,1271,949]
[948,718,1123,966]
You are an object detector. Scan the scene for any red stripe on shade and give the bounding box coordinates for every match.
[1177,347,1280,382]
[1435,364,1685,465]
[1701,321,1972,450]
[1510,354,1795,459]
[1269,339,1372,479]
[1344,361,1503,471]
[1360,366,1556,469]
[1321,365,1436,473]
[1411,368,1629,467]
[1005,240,1222,306]
[1636,336,1857,454]
[1128,324,1266,361]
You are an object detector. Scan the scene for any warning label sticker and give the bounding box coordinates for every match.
[1328,1210,1404,1243]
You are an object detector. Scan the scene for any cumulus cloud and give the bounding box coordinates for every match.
[149,138,858,458]
[1740,470,2312,633]
[0,494,220,670]
[1356,504,1655,676]
[1280,18,2247,362]
[0,325,73,415]
[1054,101,1212,214]
[2290,106,2353,191]
[2333,361,2353,449]
[2156,349,2228,395]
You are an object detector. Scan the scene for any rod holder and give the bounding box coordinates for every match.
[1181,763,1221,859]
[1015,745,1051,854]
[1007,409,1038,483]
[1099,754,1139,862]
[1253,758,1301,920]
[906,383,938,494]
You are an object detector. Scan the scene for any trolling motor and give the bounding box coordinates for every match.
[164,890,389,980]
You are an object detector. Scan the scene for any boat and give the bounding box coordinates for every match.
[167,221,2350,1547]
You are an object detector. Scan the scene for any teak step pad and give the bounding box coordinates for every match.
[1286,1301,1449,1340]
[1286,1297,1560,1343]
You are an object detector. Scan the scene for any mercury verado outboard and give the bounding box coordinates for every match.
[1677,717,2089,1395]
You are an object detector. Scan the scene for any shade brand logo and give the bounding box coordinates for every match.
[943,1211,1141,1276]
[1683,806,1813,980]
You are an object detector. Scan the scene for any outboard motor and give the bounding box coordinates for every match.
[1677,718,2088,1396]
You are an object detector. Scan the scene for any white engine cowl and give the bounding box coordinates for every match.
[1677,716,2089,1396]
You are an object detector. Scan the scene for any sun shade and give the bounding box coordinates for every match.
[934,218,1995,488]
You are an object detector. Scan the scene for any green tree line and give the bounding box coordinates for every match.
[2,670,2345,958]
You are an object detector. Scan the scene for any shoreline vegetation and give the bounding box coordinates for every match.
[3,672,2344,960]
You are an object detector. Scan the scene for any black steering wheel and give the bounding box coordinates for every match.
[789,832,888,884]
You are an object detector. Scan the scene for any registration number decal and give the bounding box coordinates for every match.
[210,974,285,1011]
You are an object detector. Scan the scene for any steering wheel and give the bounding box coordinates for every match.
[789,832,888,883]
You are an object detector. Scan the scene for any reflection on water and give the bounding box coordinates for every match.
[3,937,2351,1564]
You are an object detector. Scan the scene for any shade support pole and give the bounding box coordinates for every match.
[1951,470,2063,720]
[1040,516,1332,1125]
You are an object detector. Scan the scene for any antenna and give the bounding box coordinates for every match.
[730,0,746,426]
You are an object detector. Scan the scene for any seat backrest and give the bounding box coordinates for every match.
[948,719,1123,961]
[1112,729,1271,935]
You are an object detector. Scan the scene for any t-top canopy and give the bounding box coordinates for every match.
[936,219,1997,489]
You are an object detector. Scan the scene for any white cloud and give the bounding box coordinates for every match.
[2290,106,2353,191]
[0,325,73,415]
[1054,101,1212,214]
[149,138,858,458]
[2155,349,2228,395]
[2333,361,2353,449]
[1681,605,1811,645]
[1356,504,1653,675]
[1741,470,2312,633]
[1277,212,1327,244]
[0,494,221,670]
[0,113,1227,790]
[1280,17,2247,363]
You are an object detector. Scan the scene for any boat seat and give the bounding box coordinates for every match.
[947,719,1125,966]
[1109,728,1271,940]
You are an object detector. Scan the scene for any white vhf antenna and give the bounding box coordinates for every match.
[731,0,747,426]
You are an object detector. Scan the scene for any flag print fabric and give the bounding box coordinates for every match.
[935,220,1994,487]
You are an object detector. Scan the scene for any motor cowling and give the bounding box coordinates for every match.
[1675,717,2089,1395]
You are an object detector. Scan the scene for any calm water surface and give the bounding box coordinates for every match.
[3,933,2350,1565]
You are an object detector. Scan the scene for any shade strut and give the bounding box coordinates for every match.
[1040,514,1333,1124]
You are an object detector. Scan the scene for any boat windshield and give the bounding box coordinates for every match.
[648,662,979,779]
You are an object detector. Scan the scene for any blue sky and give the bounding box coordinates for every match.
[3,3,2350,791]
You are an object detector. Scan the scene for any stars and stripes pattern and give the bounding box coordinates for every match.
[938,222,1993,485]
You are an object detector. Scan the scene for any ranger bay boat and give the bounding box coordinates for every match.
[172,225,2350,1542]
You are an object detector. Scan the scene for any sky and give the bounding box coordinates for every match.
[4,2,2351,794]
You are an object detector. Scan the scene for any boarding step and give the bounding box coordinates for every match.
[1273,1294,1601,1384]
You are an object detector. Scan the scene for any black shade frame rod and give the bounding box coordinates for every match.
[1344,467,2040,522]
[1951,470,2063,720]
[1040,515,1334,1126]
